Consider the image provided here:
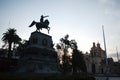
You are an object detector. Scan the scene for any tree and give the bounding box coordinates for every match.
[16,40,29,57]
[56,34,87,74]
[17,40,29,51]
[72,44,87,73]
[13,34,21,50]
[56,34,72,73]
[2,28,21,58]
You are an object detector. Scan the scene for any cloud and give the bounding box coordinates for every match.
[97,0,120,17]
[97,0,115,4]
[105,8,120,18]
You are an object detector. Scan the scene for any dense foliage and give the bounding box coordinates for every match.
[2,28,21,58]
[56,34,87,74]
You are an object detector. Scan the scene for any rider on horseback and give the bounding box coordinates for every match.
[29,15,50,34]
[40,15,49,23]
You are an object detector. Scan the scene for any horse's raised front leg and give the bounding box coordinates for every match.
[47,27,50,34]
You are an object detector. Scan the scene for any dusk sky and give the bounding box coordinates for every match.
[0,0,120,61]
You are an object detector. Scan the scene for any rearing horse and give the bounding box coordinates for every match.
[29,19,50,34]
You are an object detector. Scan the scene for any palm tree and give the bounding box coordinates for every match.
[13,34,22,49]
[2,28,21,58]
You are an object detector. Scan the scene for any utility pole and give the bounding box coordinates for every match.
[102,25,108,74]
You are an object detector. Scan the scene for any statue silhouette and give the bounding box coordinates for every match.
[29,15,50,34]
[40,15,49,23]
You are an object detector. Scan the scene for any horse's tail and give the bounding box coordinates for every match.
[29,21,36,27]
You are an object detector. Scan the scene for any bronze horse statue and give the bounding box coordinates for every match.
[29,19,50,34]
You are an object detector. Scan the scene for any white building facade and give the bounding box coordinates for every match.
[84,42,106,74]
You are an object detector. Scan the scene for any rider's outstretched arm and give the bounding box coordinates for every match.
[44,15,49,18]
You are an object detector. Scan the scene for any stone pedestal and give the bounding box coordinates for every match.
[28,31,54,50]
[18,31,60,73]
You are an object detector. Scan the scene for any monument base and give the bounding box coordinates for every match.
[17,31,60,73]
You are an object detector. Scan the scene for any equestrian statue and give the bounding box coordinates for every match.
[29,15,50,34]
